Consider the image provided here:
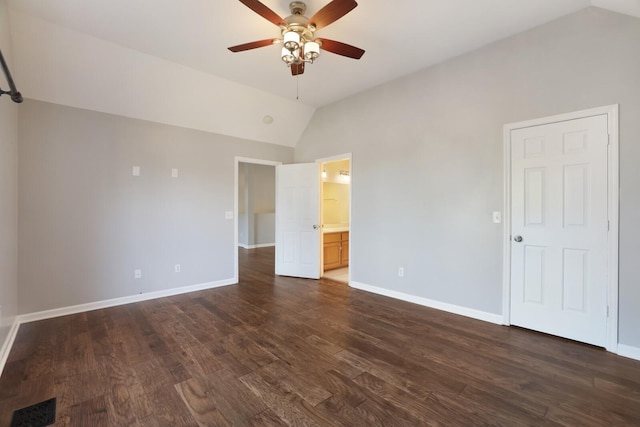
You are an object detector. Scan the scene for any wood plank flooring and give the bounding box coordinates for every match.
[1,246,640,425]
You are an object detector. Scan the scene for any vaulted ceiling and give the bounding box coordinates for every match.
[5,0,639,146]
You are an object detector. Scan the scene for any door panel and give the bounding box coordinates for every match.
[525,168,545,225]
[562,249,587,312]
[563,164,588,226]
[275,163,320,279]
[523,245,545,305]
[510,114,608,347]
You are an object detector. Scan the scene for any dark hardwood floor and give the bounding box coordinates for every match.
[1,247,640,426]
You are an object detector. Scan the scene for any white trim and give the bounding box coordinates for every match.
[502,105,619,352]
[617,344,640,361]
[350,281,503,325]
[605,106,620,353]
[0,318,21,376]
[316,153,353,163]
[234,157,282,281]
[502,123,513,325]
[17,278,235,324]
[234,157,283,166]
[238,243,275,249]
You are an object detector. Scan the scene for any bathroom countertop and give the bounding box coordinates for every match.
[323,226,349,233]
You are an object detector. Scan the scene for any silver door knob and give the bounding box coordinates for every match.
[514,235,523,242]
[313,224,320,230]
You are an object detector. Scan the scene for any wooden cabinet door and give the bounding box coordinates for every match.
[341,241,349,266]
[323,242,342,270]
[323,231,349,271]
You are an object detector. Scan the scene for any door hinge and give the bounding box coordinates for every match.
[607,306,610,317]
[607,133,611,145]
[608,220,610,231]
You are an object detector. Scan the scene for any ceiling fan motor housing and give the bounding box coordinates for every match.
[289,2,307,16]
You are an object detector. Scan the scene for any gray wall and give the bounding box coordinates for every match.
[248,164,276,214]
[0,0,19,346]
[295,8,640,347]
[18,100,292,314]
[238,163,276,247]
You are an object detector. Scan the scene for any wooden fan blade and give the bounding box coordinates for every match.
[317,38,365,59]
[239,0,286,26]
[308,0,357,30]
[228,39,278,52]
[291,62,305,76]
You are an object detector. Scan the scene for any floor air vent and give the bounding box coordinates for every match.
[10,397,56,427]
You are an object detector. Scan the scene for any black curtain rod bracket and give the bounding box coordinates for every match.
[0,49,23,103]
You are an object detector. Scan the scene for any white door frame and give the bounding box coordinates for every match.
[234,157,282,282]
[316,153,353,281]
[502,105,619,352]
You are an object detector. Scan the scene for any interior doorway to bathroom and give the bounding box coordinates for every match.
[320,157,351,284]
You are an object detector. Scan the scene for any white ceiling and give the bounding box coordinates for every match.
[5,0,639,145]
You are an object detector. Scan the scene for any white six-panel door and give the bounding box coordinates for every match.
[275,163,321,279]
[510,114,609,347]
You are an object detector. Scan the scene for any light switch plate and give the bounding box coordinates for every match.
[492,211,502,223]
[171,168,178,178]
[132,166,141,177]
[225,211,233,220]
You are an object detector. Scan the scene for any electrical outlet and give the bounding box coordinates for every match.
[134,269,142,279]
[398,267,404,277]
[175,264,181,273]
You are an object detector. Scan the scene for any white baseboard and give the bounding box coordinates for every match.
[4,277,635,378]
[350,281,503,325]
[617,344,640,361]
[239,243,275,249]
[18,278,237,324]
[0,318,21,377]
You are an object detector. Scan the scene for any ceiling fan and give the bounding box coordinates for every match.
[228,0,365,76]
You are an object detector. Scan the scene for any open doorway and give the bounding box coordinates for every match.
[234,157,281,282]
[320,157,351,284]
[238,163,276,250]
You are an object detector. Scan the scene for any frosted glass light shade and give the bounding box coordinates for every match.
[283,31,300,51]
[281,47,294,63]
[304,41,320,61]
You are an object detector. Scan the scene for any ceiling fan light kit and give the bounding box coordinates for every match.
[229,0,365,76]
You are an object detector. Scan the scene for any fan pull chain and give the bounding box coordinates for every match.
[296,75,299,100]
